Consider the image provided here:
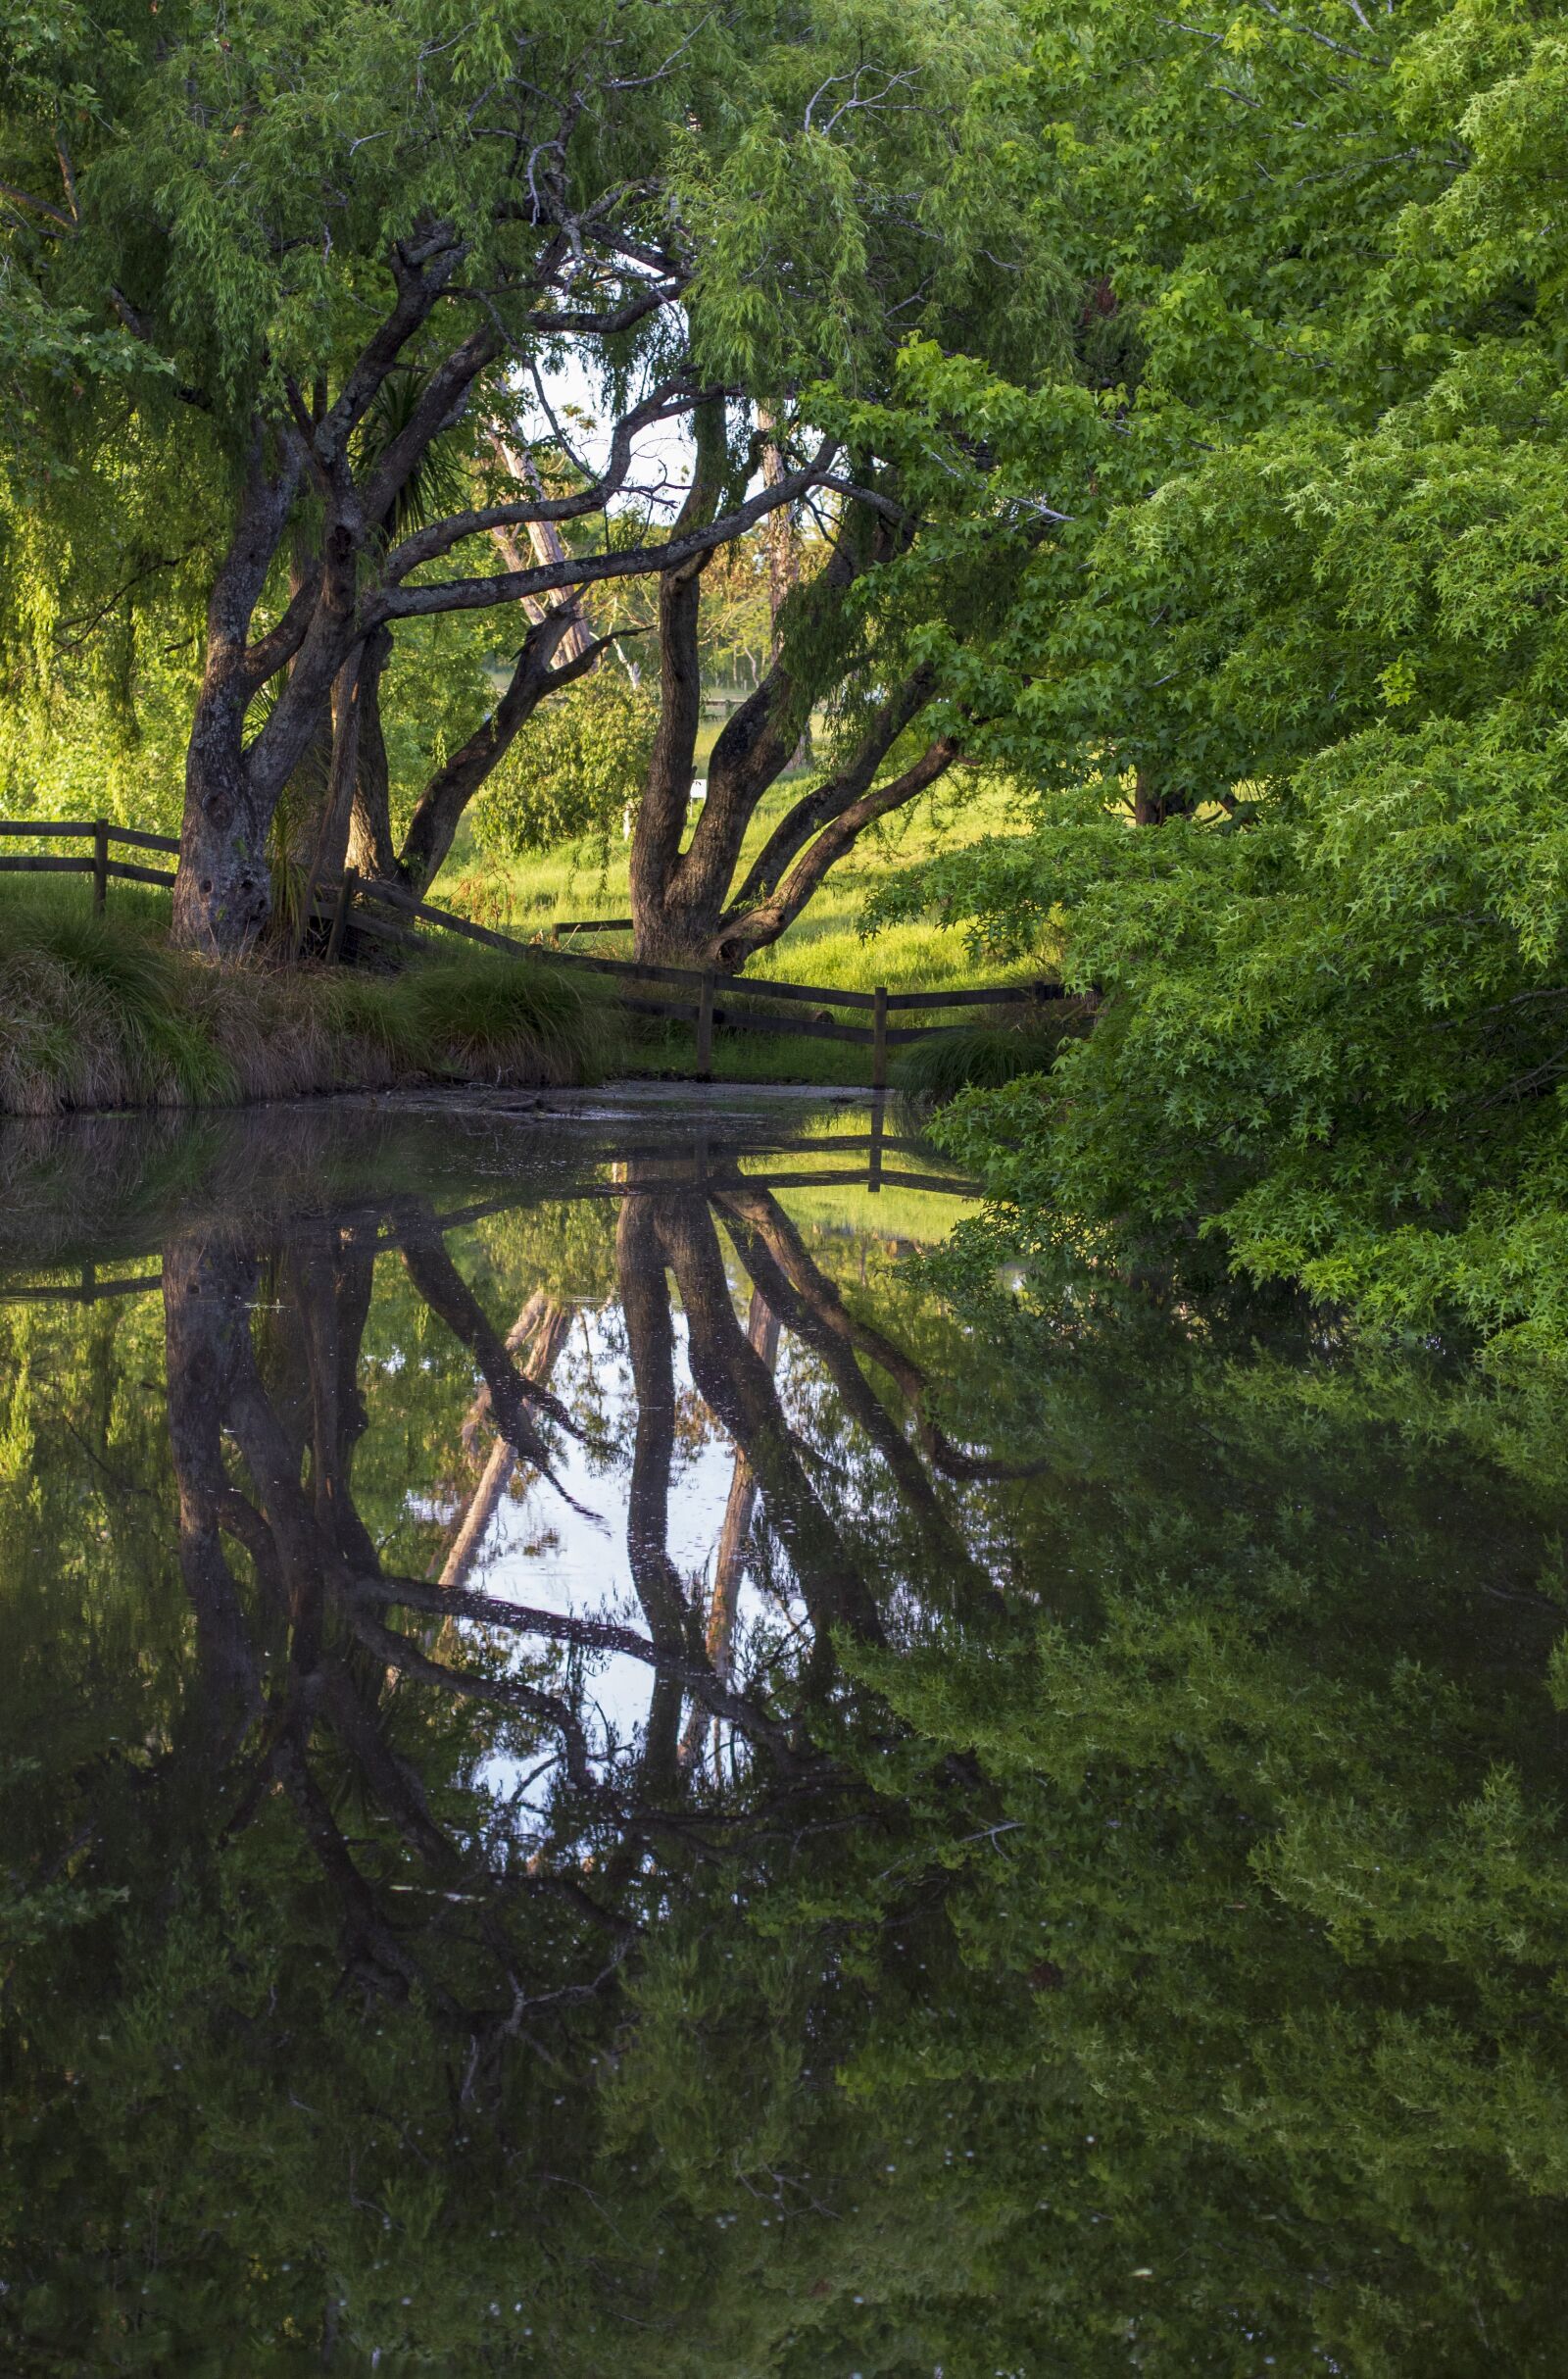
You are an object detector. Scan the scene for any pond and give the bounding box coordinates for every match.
[2,1089,1565,2375]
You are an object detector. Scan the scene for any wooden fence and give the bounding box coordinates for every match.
[0,818,1079,1087]
[0,817,179,904]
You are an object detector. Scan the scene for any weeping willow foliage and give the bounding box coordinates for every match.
[474,666,659,859]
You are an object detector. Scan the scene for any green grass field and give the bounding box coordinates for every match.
[452,767,1030,988]
[446,767,1041,1082]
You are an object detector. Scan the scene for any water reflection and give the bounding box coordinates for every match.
[3,1097,1567,2373]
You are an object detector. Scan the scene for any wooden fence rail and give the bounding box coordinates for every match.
[341,872,1077,1087]
[0,817,178,912]
[1,818,1084,1087]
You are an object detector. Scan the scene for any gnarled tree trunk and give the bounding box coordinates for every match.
[626,476,960,974]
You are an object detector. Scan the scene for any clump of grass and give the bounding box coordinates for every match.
[0,883,614,1115]
[393,948,614,1085]
[0,886,239,1113]
[890,1016,1085,1114]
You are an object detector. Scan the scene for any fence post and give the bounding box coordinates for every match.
[868,1096,884,1195]
[325,867,358,965]
[872,984,889,1094]
[92,818,109,915]
[696,973,715,1080]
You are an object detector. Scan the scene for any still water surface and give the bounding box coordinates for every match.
[2,1091,1565,2374]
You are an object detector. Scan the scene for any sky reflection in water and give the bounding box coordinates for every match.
[2,1090,1566,2376]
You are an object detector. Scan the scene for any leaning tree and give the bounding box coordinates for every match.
[1,0,1062,957]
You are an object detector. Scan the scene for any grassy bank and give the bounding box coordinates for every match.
[0,883,614,1116]
[1,764,1050,1110]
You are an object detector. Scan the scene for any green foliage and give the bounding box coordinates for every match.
[474,665,658,859]
[0,881,239,1109]
[393,945,616,1083]
[856,0,1568,1365]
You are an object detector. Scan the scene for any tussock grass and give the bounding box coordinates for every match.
[394,950,614,1082]
[0,883,612,1116]
[889,1016,1087,1113]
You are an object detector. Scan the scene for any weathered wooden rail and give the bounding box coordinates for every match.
[1,819,1080,1086]
[0,818,179,906]
[332,870,1075,1087]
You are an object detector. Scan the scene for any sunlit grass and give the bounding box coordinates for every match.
[0,880,613,1115]
[0,764,1047,1099]
[446,768,1044,1081]
[453,768,1038,997]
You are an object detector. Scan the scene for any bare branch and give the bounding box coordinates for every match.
[313,230,470,471]
[371,439,841,623]
[381,379,707,580]
[805,64,924,137]
[1252,0,1390,64]
[0,177,74,231]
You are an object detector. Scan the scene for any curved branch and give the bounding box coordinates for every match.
[381,380,706,580]
[726,666,937,915]
[370,439,840,622]
[396,612,615,889]
[714,735,959,969]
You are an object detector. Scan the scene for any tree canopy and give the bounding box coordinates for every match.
[0,0,1062,955]
[859,0,1568,1368]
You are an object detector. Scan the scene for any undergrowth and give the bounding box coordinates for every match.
[0,884,613,1115]
[889,1016,1088,1112]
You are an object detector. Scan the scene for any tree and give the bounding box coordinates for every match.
[1,0,1059,954]
[863,0,1568,1366]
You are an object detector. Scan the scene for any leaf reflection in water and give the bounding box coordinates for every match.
[1,1094,1567,2374]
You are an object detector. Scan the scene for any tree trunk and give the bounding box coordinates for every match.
[174,708,275,956]
[346,626,401,881]
[628,400,728,965]
[489,435,599,663]
[623,504,951,974]
[293,649,366,947]
[1132,768,1194,826]
[396,611,601,893]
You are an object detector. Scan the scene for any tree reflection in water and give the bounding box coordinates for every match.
[4,1113,1568,2373]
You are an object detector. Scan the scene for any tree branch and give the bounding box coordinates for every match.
[714,735,959,967]
[371,439,840,623]
[397,614,616,888]
[0,177,74,231]
[381,379,707,580]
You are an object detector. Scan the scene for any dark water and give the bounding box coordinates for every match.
[3,1091,1566,2376]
